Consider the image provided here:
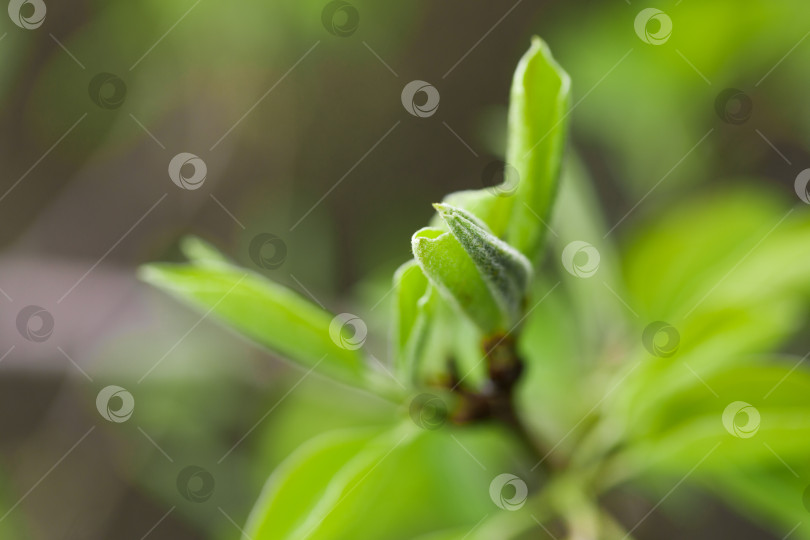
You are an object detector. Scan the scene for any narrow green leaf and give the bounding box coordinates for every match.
[411,227,505,333]
[434,203,532,322]
[179,236,232,267]
[139,263,366,386]
[501,37,571,261]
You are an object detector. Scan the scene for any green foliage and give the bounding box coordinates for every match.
[142,37,810,539]
[139,263,367,388]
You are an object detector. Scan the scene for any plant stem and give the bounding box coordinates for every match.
[447,332,561,476]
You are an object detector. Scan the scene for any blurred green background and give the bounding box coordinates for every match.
[1,0,808,538]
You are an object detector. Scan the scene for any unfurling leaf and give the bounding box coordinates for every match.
[433,203,532,322]
[411,227,504,333]
[500,37,571,261]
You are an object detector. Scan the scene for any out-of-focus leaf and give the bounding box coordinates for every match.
[699,465,810,540]
[412,227,505,333]
[246,424,506,540]
[401,286,441,383]
[139,263,366,387]
[622,189,810,321]
[619,300,802,421]
[434,203,532,322]
[609,360,810,479]
[413,489,561,540]
[618,189,810,420]
[500,37,571,261]
[392,260,428,363]
[179,236,232,267]
[243,427,381,540]
[516,278,583,443]
[551,156,629,341]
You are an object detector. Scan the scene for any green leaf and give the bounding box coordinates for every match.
[245,424,503,540]
[434,203,532,322]
[401,286,441,383]
[609,360,810,480]
[392,260,429,362]
[411,227,505,333]
[425,38,570,251]
[243,427,380,540]
[139,262,367,387]
[429,189,506,237]
[621,188,810,341]
[178,236,232,267]
[500,37,571,261]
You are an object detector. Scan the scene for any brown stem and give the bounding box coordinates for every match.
[446,333,561,476]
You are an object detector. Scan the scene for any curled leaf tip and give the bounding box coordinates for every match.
[433,203,533,325]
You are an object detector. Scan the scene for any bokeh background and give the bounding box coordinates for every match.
[0,0,808,538]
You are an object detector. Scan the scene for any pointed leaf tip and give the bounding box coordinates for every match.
[435,204,532,323]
